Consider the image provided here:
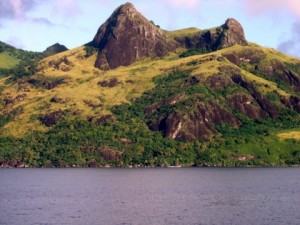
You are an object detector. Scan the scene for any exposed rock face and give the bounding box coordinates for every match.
[41,110,65,127]
[231,75,279,119]
[144,93,186,116]
[91,2,175,70]
[98,78,119,87]
[175,18,247,52]
[223,49,300,92]
[260,61,300,92]
[206,73,233,89]
[0,159,25,168]
[227,94,267,120]
[221,18,247,48]
[281,95,300,113]
[148,101,241,141]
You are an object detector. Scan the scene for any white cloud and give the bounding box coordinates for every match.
[278,21,300,58]
[52,0,82,19]
[0,0,36,20]
[166,0,199,9]
[242,0,300,18]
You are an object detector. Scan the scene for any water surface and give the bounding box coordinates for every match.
[1,168,299,225]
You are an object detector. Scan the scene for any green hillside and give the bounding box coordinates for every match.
[0,43,300,167]
[0,52,19,69]
[0,41,41,78]
[1,3,300,168]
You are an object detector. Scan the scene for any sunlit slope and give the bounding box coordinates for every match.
[0,52,19,70]
[0,43,299,137]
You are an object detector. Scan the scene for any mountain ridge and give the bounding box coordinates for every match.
[90,2,248,70]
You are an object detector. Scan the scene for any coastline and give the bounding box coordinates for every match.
[1,164,300,169]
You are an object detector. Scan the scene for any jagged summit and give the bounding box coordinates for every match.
[90,3,248,70]
[222,18,247,47]
[91,2,175,70]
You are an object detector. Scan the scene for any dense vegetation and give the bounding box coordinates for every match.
[0,41,41,80]
[1,70,300,168]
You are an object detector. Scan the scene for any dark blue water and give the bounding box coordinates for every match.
[0,168,299,225]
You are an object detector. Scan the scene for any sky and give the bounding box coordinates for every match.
[0,0,299,58]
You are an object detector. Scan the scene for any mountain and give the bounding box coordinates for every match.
[1,2,300,168]
[90,2,176,70]
[42,43,68,58]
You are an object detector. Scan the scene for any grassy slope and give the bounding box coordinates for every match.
[278,130,300,140]
[1,44,299,137]
[0,52,19,69]
[166,27,201,38]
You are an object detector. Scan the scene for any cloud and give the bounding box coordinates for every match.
[278,22,300,58]
[166,0,199,9]
[242,0,300,18]
[0,0,81,25]
[52,0,82,19]
[0,0,36,20]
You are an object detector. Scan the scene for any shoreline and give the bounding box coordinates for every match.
[1,164,300,169]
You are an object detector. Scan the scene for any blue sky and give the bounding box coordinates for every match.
[0,0,299,58]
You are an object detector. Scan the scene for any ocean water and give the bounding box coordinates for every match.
[0,167,299,225]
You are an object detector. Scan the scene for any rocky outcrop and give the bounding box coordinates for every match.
[175,18,247,53]
[221,18,248,48]
[231,75,279,119]
[0,159,26,168]
[91,3,175,70]
[261,61,300,92]
[281,95,300,113]
[98,78,119,87]
[41,110,65,127]
[227,94,267,120]
[206,73,233,89]
[148,101,241,141]
[223,49,300,92]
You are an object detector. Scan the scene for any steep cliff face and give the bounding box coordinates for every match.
[148,102,241,141]
[221,18,247,48]
[174,18,247,52]
[91,2,175,70]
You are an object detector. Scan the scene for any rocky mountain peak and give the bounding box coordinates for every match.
[223,18,242,29]
[221,18,247,47]
[117,2,137,15]
[174,18,247,53]
[92,2,175,70]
